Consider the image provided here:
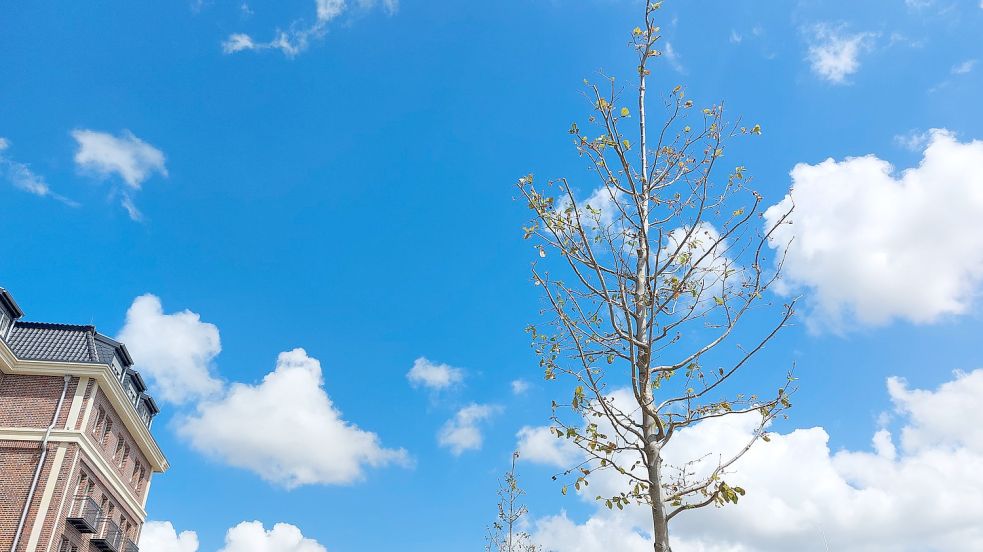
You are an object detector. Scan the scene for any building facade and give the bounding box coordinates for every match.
[0,288,167,552]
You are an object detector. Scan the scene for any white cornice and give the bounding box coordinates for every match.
[0,427,149,521]
[0,340,168,473]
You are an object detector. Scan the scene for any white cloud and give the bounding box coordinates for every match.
[178,348,409,488]
[222,33,257,53]
[888,369,983,452]
[71,129,166,219]
[729,30,742,44]
[511,379,530,395]
[806,24,875,84]
[952,59,977,75]
[72,129,166,189]
[893,129,931,151]
[140,521,199,552]
[534,513,652,552]
[117,294,223,404]
[516,425,579,468]
[223,0,398,57]
[663,42,685,74]
[532,368,983,551]
[764,129,983,328]
[438,403,499,455]
[141,521,328,552]
[220,521,328,552]
[406,357,464,391]
[0,137,77,206]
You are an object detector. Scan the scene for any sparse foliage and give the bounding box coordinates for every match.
[485,452,542,552]
[517,2,796,551]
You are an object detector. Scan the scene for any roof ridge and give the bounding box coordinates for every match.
[14,320,97,331]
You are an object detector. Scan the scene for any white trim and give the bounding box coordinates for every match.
[78,379,96,433]
[0,427,149,521]
[44,448,80,552]
[141,477,152,509]
[0,339,167,472]
[64,377,89,430]
[25,445,67,552]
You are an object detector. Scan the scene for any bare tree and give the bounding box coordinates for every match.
[485,452,542,552]
[516,3,796,551]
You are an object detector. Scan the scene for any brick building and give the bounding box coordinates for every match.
[0,288,167,552]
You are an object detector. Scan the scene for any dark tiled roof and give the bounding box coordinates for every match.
[6,321,102,363]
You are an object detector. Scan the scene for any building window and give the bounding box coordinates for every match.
[136,466,147,492]
[119,443,130,468]
[102,419,114,445]
[114,434,125,460]
[93,407,106,436]
[75,473,89,514]
[77,473,88,496]
[59,537,70,552]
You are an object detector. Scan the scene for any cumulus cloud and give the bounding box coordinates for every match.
[117,294,223,404]
[406,357,464,391]
[71,129,166,220]
[178,348,409,488]
[764,129,983,328]
[806,24,875,84]
[0,137,77,206]
[534,513,652,552]
[223,0,398,57]
[516,425,580,468]
[438,403,499,455]
[529,369,983,551]
[141,521,328,552]
[220,521,328,552]
[140,521,199,552]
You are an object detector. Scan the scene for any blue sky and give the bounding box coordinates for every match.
[2,1,983,550]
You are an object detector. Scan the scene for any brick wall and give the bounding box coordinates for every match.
[84,387,152,502]
[0,441,39,551]
[0,374,78,428]
[0,439,63,552]
[1,372,154,551]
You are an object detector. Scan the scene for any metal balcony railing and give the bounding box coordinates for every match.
[124,539,139,552]
[91,518,124,552]
[65,496,101,534]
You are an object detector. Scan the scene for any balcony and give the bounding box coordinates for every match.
[65,496,101,534]
[91,519,124,552]
[124,539,139,552]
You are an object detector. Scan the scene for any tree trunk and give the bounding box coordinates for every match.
[643,407,671,552]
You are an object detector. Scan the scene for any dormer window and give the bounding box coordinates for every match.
[111,357,125,380]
